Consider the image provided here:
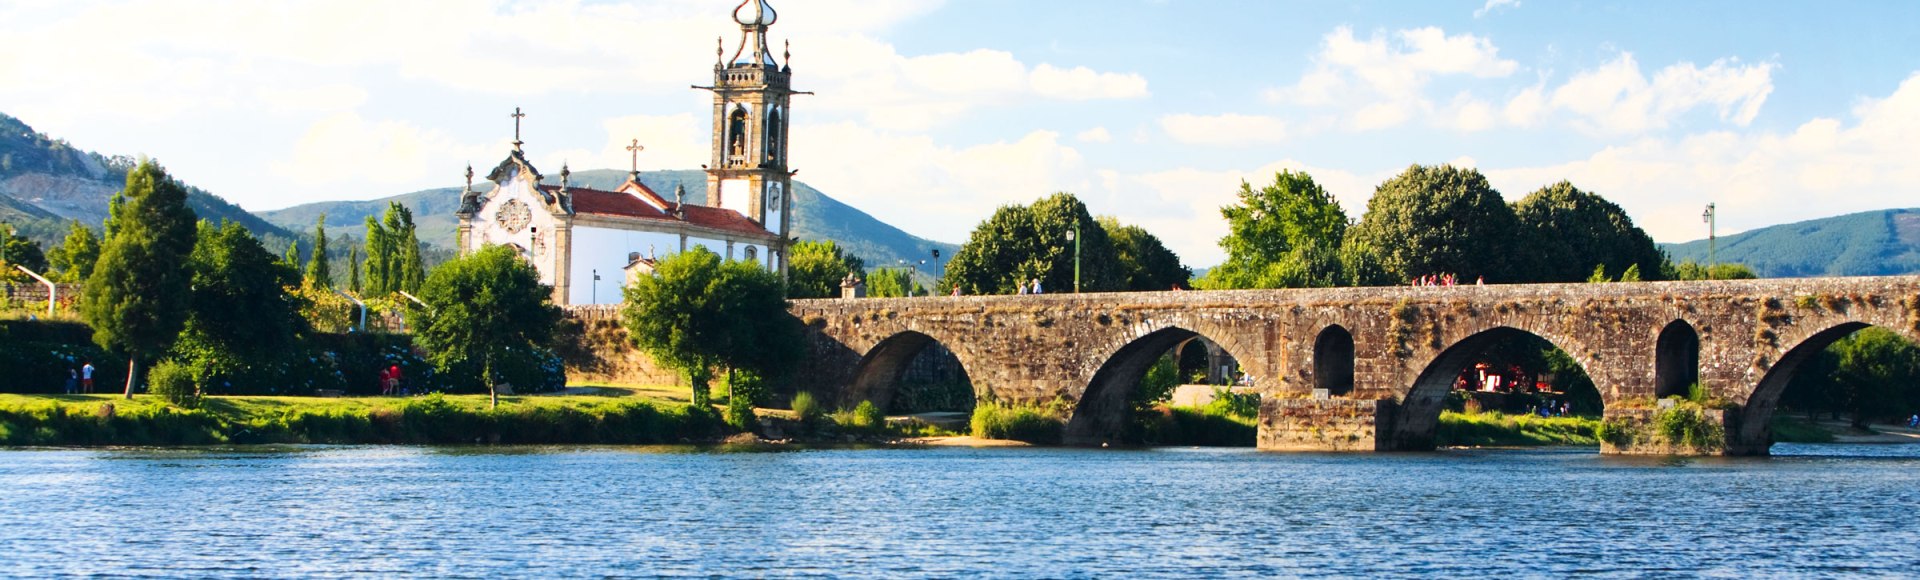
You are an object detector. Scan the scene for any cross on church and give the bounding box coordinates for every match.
[511,107,526,150]
[626,139,646,175]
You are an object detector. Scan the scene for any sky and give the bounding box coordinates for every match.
[3,0,1918,266]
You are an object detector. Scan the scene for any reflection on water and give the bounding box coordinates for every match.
[2,444,1918,577]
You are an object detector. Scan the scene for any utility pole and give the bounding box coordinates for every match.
[1702,203,1717,274]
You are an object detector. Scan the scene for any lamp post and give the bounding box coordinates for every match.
[592,269,601,304]
[930,248,941,291]
[1702,203,1717,274]
[1066,223,1081,293]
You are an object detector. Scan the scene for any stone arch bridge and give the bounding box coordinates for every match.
[788,277,1920,455]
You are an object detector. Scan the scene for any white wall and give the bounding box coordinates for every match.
[568,226,772,305]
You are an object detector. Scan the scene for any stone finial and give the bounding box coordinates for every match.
[840,272,866,299]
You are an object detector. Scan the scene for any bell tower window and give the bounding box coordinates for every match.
[765,108,783,163]
[727,106,749,166]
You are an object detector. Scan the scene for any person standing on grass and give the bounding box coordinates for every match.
[65,367,77,394]
[387,365,403,396]
[81,361,94,394]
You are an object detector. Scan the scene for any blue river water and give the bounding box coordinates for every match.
[2,443,1918,578]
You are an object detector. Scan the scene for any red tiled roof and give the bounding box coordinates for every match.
[541,185,775,240]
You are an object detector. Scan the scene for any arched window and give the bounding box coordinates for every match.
[727,106,749,162]
[765,108,783,162]
[1655,320,1700,399]
[744,245,758,261]
[1314,325,1356,396]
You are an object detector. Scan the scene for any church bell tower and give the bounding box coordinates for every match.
[698,0,801,280]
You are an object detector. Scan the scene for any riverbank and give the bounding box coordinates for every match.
[0,389,729,446]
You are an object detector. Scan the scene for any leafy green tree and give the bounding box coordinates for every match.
[304,214,331,288]
[1346,164,1519,283]
[411,244,563,408]
[1200,171,1351,289]
[0,224,47,282]
[943,192,1117,294]
[1510,181,1665,283]
[1787,328,1920,428]
[172,220,309,394]
[81,160,198,398]
[623,247,802,408]
[1667,260,1758,280]
[865,267,922,297]
[45,220,101,283]
[362,202,425,295]
[282,240,299,270]
[1101,217,1190,291]
[786,239,866,298]
[347,244,362,293]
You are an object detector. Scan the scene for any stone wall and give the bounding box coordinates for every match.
[558,305,686,387]
[1258,398,1393,451]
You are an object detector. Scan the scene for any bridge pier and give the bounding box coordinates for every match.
[1256,398,1439,452]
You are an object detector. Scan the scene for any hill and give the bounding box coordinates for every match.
[1661,208,1920,277]
[0,113,296,246]
[259,168,959,276]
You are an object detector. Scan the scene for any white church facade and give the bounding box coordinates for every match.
[455,0,799,305]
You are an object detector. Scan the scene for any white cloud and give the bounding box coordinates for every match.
[1549,53,1775,135]
[1030,64,1151,100]
[1076,127,1114,143]
[1269,26,1517,131]
[1474,0,1520,18]
[271,112,494,186]
[1488,72,1920,243]
[1158,114,1288,146]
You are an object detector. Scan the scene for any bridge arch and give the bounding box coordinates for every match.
[1396,325,1605,448]
[1654,319,1701,399]
[1066,320,1261,445]
[844,330,976,413]
[1313,324,1356,396]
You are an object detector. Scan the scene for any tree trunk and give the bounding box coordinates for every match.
[489,385,498,410]
[123,356,138,400]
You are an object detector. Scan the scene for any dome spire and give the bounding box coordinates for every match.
[729,0,779,68]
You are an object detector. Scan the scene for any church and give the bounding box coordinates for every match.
[455,0,799,305]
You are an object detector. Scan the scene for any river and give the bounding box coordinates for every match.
[2,444,1918,577]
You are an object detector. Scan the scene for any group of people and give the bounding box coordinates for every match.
[1529,400,1573,417]
[378,364,405,396]
[62,362,96,394]
[1413,273,1483,287]
[1015,278,1044,295]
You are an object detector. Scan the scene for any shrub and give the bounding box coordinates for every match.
[726,396,756,432]
[970,401,1063,444]
[147,359,201,408]
[789,391,824,425]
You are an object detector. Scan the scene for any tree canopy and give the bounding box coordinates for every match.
[172,219,309,393]
[1511,181,1665,283]
[1102,217,1191,291]
[411,244,563,407]
[81,159,199,397]
[943,192,1120,294]
[1784,328,1920,428]
[304,214,331,289]
[1198,170,1354,289]
[1346,164,1519,284]
[623,247,802,406]
[786,239,866,299]
[45,220,101,283]
[363,202,425,296]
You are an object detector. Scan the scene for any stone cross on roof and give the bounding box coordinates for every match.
[511,107,526,151]
[626,139,646,178]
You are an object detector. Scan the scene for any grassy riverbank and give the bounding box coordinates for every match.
[1436,410,1601,447]
[0,388,730,446]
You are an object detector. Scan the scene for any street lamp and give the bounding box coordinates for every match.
[1701,203,1717,274]
[1065,223,1081,293]
[592,269,602,303]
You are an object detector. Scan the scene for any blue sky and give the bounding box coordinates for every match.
[3,0,1917,266]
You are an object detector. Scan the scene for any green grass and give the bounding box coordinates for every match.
[1769,415,1837,443]
[1136,405,1257,446]
[1437,410,1600,447]
[971,401,1065,444]
[0,388,725,446]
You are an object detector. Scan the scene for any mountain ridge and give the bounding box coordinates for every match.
[1660,208,1920,277]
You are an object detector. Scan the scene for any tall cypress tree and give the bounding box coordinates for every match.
[305,214,330,288]
[364,214,391,295]
[283,240,299,270]
[81,160,198,398]
[348,244,362,293]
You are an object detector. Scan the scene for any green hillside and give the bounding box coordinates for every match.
[1661,208,1920,277]
[259,168,959,276]
[0,112,296,247]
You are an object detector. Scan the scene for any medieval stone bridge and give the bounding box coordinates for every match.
[788,276,1920,455]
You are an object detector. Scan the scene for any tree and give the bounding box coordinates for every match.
[1102,217,1190,291]
[362,202,425,295]
[0,223,47,283]
[347,244,362,293]
[411,244,562,408]
[786,239,865,299]
[172,220,308,393]
[282,240,299,270]
[623,247,803,408]
[942,192,1118,294]
[305,214,331,288]
[1346,164,1520,283]
[1668,260,1758,281]
[865,267,922,298]
[45,220,101,283]
[81,160,198,398]
[1510,181,1665,283]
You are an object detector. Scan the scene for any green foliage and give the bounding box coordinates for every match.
[970,400,1064,444]
[1781,327,1920,428]
[1653,403,1724,449]
[1437,411,1600,446]
[1133,354,1182,411]
[622,247,802,406]
[1346,164,1519,283]
[786,239,866,299]
[789,391,824,425]
[362,202,425,296]
[304,213,331,288]
[1587,264,1611,283]
[865,267,922,298]
[1200,170,1352,289]
[411,245,565,398]
[172,220,310,395]
[81,160,198,395]
[1101,217,1191,291]
[1510,181,1665,283]
[830,400,889,434]
[146,359,200,408]
[0,320,123,394]
[1135,404,1257,446]
[942,192,1119,294]
[0,223,48,280]
[1667,260,1759,280]
[44,220,100,283]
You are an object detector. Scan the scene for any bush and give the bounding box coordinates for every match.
[147,359,200,408]
[970,401,1063,444]
[726,396,756,432]
[1135,405,1256,446]
[790,391,824,425]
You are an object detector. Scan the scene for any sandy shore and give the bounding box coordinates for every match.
[900,435,1031,447]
